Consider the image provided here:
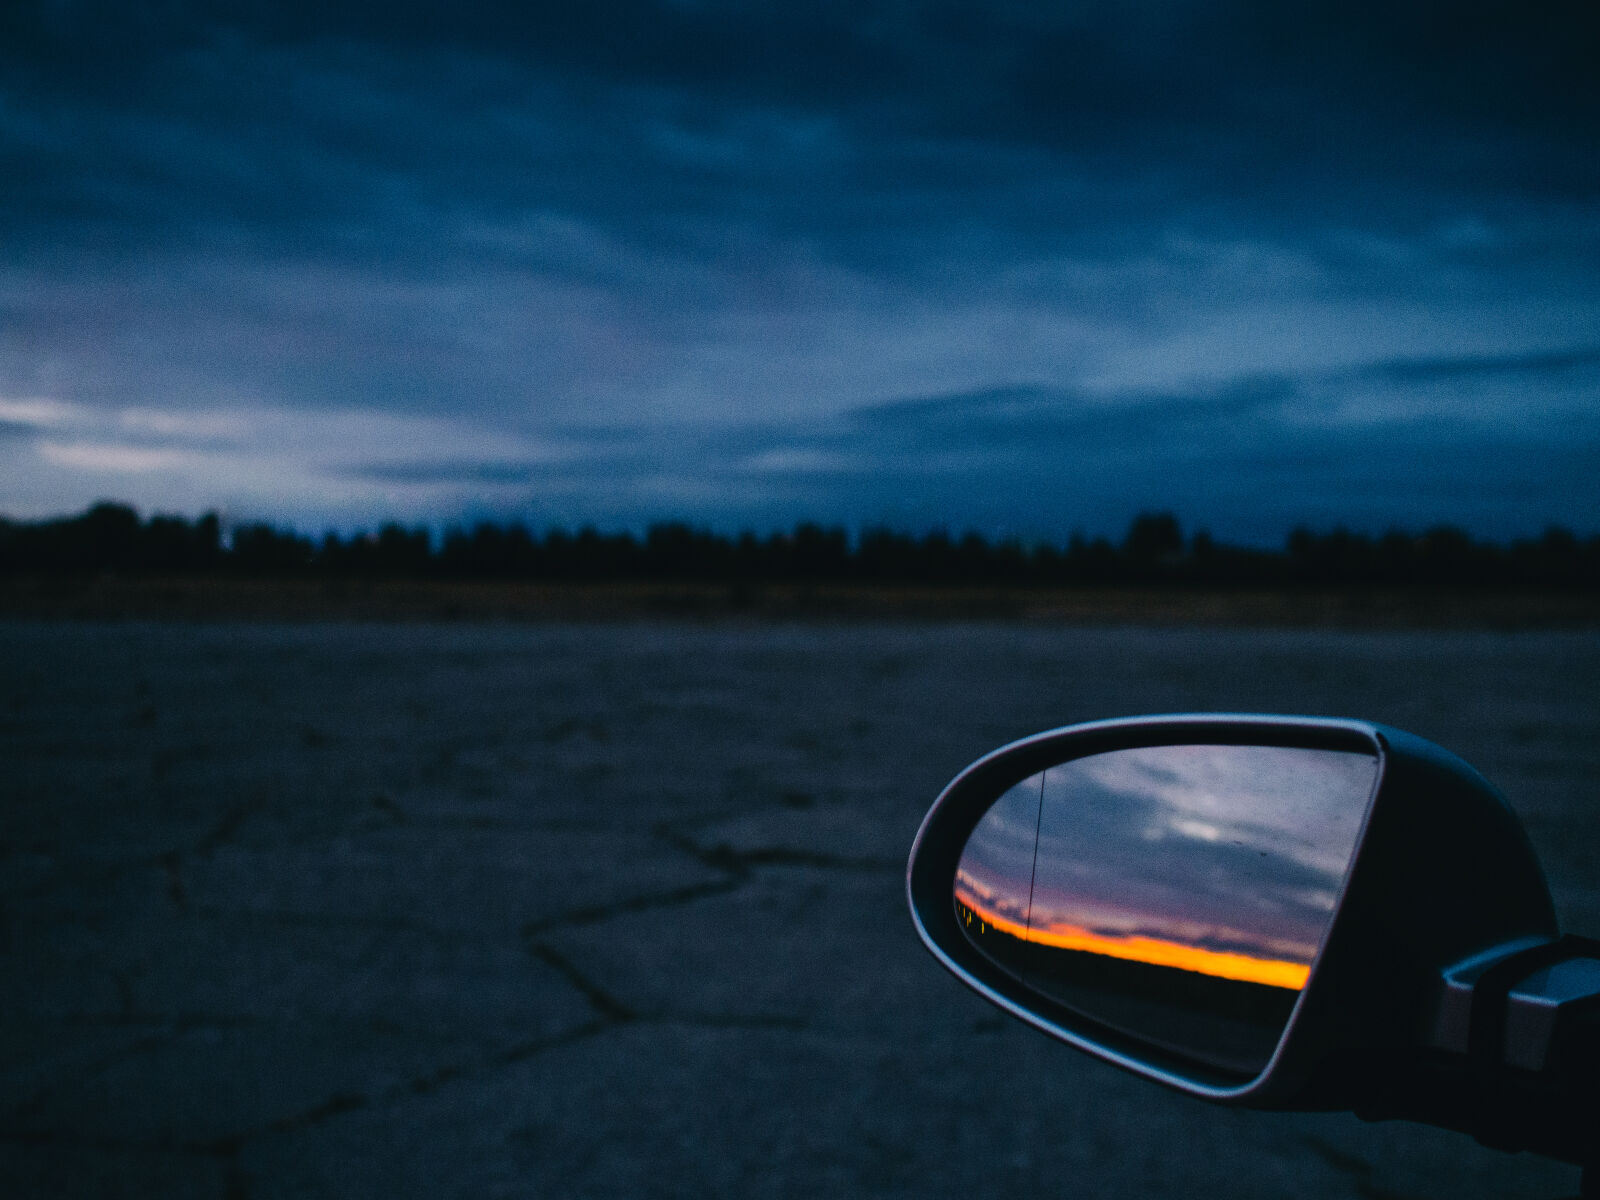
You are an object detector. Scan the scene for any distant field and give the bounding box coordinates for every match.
[3,574,1598,626]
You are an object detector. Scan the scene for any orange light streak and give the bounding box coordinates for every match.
[955,884,1310,991]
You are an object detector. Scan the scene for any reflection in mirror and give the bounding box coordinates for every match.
[954,744,1377,1079]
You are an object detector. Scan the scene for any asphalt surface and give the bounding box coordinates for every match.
[3,620,1596,1198]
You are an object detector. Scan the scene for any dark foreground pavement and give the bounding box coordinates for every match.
[3,621,1596,1198]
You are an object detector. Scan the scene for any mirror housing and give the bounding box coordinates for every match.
[908,715,1583,1155]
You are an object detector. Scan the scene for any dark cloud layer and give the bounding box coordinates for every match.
[2,1,1596,537]
[9,1,1598,251]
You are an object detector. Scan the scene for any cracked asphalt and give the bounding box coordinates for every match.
[3,620,1596,1198]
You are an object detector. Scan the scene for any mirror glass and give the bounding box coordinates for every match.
[954,743,1377,1079]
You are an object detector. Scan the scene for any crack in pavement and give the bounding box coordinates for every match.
[6,795,268,907]
[4,1006,522,1132]
[157,850,187,909]
[207,1020,617,1153]
[518,877,744,937]
[4,1028,180,1123]
[1,1021,617,1163]
[11,783,874,1179]
[194,799,269,857]
[525,939,811,1035]
[651,803,904,878]
[526,943,637,1021]
[181,871,748,943]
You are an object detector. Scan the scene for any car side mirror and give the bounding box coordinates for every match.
[907,715,1599,1170]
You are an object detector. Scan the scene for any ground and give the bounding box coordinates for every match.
[3,620,1596,1197]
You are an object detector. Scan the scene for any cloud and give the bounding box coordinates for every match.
[839,379,1301,462]
[0,395,594,524]
[349,461,544,485]
[0,397,82,428]
[36,442,190,473]
[678,362,1600,540]
[1,2,1596,535]
[7,2,1597,268]
[117,409,251,439]
[1352,344,1600,384]
[735,448,857,475]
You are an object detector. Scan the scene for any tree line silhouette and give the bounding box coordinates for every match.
[2,501,1597,589]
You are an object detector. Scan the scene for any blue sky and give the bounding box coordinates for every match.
[3,1,1597,543]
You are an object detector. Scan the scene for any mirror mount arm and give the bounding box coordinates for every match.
[1406,936,1600,1168]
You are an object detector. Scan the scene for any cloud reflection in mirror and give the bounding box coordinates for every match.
[1029,745,1377,981]
[953,742,1377,1077]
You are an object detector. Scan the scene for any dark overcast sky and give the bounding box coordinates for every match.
[3,1,1597,541]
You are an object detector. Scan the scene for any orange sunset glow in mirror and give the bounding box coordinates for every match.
[952,892,1311,990]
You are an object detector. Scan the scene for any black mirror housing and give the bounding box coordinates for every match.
[908,715,1562,1129]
